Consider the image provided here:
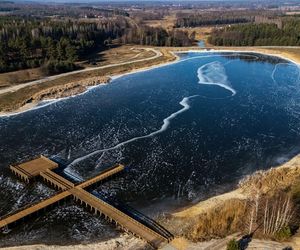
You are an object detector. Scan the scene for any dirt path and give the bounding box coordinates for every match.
[0,48,162,96]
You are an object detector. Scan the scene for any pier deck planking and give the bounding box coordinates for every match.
[0,157,171,248]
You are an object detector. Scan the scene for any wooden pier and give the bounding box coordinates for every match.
[1,156,173,249]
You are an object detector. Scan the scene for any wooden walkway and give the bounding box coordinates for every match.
[70,187,167,247]
[78,164,125,189]
[40,169,75,190]
[0,157,173,248]
[0,191,70,229]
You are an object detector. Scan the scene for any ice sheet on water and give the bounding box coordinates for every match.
[66,59,237,175]
[64,95,198,173]
[197,61,236,96]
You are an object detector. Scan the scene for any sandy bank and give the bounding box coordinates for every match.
[173,189,246,218]
[181,46,300,65]
[2,45,300,116]
[174,154,300,218]
[0,235,148,250]
[4,153,299,250]
[162,154,300,249]
[0,47,176,116]
[214,46,300,65]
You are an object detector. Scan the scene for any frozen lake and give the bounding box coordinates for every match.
[1,51,300,245]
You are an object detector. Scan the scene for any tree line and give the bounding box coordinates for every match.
[176,15,250,28]
[0,16,125,73]
[174,11,266,28]
[119,25,192,47]
[0,16,192,74]
[174,10,281,28]
[208,19,300,46]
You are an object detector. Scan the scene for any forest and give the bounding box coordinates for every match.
[0,16,191,74]
[175,14,250,28]
[208,19,300,46]
[174,10,279,28]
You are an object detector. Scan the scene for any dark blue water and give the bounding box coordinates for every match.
[1,52,300,245]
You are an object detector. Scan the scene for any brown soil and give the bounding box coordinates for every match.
[160,154,300,247]
[0,46,151,89]
[0,47,176,114]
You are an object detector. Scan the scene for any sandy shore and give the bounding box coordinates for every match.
[1,45,300,117]
[3,153,299,249]
[172,46,300,65]
[1,234,148,250]
[0,48,177,117]
[166,154,300,249]
[1,46,300,249]
[173,153,300,219]
[173,189,246,218]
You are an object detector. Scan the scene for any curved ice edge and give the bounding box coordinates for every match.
[64,95,198,171]
[1,50,299,118]
[271,62,300,85]
[180,49,300,66]
[197,61,236,96]
[198,81,236,96]
[0,84,105,118]
[65,59,237,169]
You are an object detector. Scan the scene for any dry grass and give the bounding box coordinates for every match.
[0,47,176,113]
[0,68,45,88]
[211,46,300,64]
[185,199,247,242]
[143,15,176,30]
[159,198,247,242]
[80,46,156,68]
[239,154,300,195]
[174,190,246,219]
[0,46,149,89]
[169,237,189,250]
[176,27,214,41]
[162,155,300,244]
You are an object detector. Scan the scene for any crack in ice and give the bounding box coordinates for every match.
[65,57,239,174]
[65,95,198,173]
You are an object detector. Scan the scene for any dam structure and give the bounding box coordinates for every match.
[0,155,174,249]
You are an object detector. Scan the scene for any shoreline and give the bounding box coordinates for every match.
[0,234,147,250]
[1,46,300,248]
[1,46,300,117]
[0,83,108,117]
[0,48,177,117]
[164,154,300,249]
[3,154,300,250]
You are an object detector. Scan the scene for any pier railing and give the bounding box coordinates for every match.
[0,157,173,249]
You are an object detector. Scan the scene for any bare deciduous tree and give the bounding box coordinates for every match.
[245,191,295,237]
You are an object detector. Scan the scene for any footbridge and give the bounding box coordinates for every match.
[0,156,173,249]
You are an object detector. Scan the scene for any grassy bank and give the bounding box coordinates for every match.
[0,46,153,89]
[161,155,300,248]
[0,47,176,114]
[2,44,300,114]
[211,46,300,64]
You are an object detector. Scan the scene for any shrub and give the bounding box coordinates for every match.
[227,238,240,250]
